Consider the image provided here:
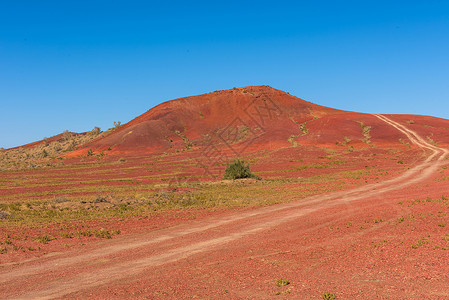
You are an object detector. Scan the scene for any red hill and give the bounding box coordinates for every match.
[64,86,449,159]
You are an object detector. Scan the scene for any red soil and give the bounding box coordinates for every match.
[2,87,449,298]
[2,87,448,204]
[60,86,372,156]
[1,115,449,299]
[55,86,449,164]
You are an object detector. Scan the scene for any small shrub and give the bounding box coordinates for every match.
[36,235,55,244]
[77,230,92,237]
[411,237,429,249]
[87,149,94,156]
[94,195,108,203]
[89,126,101,135]
[276,278,290,287]
[61,130,71,141]
[95,228,112,239]
[223,159,260,180]
[66,142,76,151]
[60,232,74,238]
[322,292,336,300]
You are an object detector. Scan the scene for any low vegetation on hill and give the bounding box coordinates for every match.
[0,125,118,170]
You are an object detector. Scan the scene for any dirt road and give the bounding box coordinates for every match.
[1,115,448,299]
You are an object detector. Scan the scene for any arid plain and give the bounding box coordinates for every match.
[1,86,449,299]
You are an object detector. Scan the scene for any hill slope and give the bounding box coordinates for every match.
[63,86,449,159]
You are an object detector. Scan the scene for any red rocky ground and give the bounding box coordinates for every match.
[2,87,449,299]
[1,114,449,299]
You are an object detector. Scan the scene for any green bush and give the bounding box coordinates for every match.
[35,235,55,244]
[322,292,336,300]
[223,159,260,180]
[276,278,290,287]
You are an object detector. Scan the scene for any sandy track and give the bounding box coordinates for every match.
[1,115,448,299]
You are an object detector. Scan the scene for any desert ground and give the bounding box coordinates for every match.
[1,87,449,299]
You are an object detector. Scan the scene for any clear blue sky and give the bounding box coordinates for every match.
[1,1,449,149]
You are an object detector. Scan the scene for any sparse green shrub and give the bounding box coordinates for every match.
[60,232,74,238]
[95,228,112,239]
[36,235,55,244]
[62,130,73,141]
[66,142,76,151]
[322,292,336,300]
[276,278,290,287]
[88,126,101,135]
[87,149,93,156]
[411,237,430,249]
[223,159,260,180]
[77,230,92,237]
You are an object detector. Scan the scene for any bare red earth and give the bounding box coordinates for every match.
[2,87,449,298]
[64,86,449,157]
[1,113,449,299]
[3,86,449,204]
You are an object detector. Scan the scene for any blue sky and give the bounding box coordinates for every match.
[1,1,449,148]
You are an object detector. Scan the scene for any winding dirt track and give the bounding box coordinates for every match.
[1,115,448,299]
